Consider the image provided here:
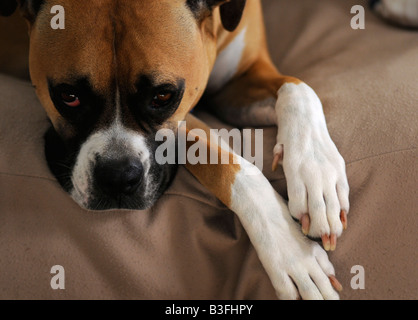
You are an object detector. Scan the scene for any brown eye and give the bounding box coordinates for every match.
[152,92,173,107]
[61,92,80,107]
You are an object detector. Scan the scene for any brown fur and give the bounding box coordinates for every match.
[184,114,241,207]
[21,0,301,207]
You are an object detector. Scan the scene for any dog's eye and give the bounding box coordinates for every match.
[61,92,80,107]
[151,92,173,108]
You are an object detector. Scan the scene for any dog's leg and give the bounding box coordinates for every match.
[208,57,350,251]
[183,113,341,300]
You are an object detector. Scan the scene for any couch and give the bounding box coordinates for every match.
[0,0,417,299]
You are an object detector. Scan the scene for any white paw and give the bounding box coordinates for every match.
[230,165,342,300]
[255,193,342,300]
[270,238,341,300]
[274,82,350,250]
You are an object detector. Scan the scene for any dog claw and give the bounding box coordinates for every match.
[272,144,283,172]
[330,234,337,251]
[300,214,310,235]
[322,234,331,251]
[272,154,281,172]
[340,210,348,230]
[329,275,343,292]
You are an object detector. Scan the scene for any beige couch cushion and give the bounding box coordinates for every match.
[0,0,417,299]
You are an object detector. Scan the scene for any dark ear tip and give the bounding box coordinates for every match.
[220,0,246,32]
[222,21,239,32]
[0,0,18,17]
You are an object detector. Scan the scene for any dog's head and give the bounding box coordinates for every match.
[1,0,246,210]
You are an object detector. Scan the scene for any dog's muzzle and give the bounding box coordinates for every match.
[94,157,144,198]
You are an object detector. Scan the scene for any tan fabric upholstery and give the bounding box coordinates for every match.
[0,0,417,299]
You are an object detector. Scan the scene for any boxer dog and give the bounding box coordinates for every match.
[0,0,349,300]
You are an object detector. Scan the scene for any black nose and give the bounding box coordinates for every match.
[94,158,143,196]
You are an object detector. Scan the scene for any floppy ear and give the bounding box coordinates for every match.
[0,0,44,22]
[218,0,246,32]
[0,0,18,16]
[187,0,247,32]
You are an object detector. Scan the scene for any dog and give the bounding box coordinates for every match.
[0,0,349,300]
[370,0,418,27]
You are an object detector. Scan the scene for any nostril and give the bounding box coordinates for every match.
[122,165,143,194]
[94,158,144,196]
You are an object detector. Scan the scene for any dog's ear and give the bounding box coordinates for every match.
[0,0,44,22]
[188,0,247,32]
[0,0,18,16]
[218,0,246,32]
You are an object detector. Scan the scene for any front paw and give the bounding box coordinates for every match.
[228,158,342,299]
[274,82,350,250]
[272,242,342,300]
[263,211,343,300]
[281,138,349,250]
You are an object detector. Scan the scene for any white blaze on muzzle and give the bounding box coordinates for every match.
[70,117,152,209]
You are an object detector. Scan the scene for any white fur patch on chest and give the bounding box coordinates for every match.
[207,27,247,93]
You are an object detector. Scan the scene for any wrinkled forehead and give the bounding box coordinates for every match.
[31,0,199,91]
[114,0,200,89]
